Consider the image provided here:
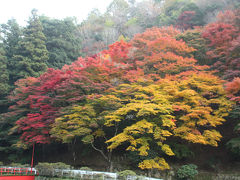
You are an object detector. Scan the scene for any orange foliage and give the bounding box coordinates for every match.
[225,77,240,103]
[131,27,207,77]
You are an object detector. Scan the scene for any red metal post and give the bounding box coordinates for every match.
[31,143,35,174]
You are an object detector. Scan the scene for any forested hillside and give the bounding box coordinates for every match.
[0,0,239,177]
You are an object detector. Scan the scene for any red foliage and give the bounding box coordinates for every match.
[223,35,240,80]
[225,77,240,103]
[102,40,132,64]
[8,27,213,145]
[175,11,196,30]
[202,9,240,80]
[11,69,69,144]
[9,48,128,144]
[216,9,240,29]
[202,23,238,56]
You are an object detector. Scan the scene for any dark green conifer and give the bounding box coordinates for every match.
[1,19,22,87]
[40,16,82,69]
[13,9,48,80]
[0,42,9,108]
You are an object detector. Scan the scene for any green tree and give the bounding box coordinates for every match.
[0,41,9,112]
[0,19,22,158]
[225,78,240,157]
[40,16,82,69]
[158,0,204,27]
[176,28,208,65]
[1,19,22,88]
[13,9,48,81]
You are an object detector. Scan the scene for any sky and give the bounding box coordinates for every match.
[0,0,114,25]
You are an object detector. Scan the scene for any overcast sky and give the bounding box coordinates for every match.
[0,0,114,25]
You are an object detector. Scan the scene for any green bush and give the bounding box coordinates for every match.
[117,170,136,179]
[176,164,198,180]
[226,106,240,157]
[9,163,29,167]
[35,163,55,176]
[35,162,71,177]
[171,143,195,160]
[51,162,71,170]
[227,137,240,156]
[79,166,92,171]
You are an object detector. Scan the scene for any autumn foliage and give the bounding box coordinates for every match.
[7,25,234,170]
[175,11,196,30]
[202,9,240,80]
[225,77,240,103]
[131,26,208,79]
[8,53,127,145]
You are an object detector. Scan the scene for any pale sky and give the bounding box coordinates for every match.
[0,0,114,25]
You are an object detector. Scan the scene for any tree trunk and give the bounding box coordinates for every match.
[108,150,113,172]
[72,138,77,164]
[109,160,113,172]
[42,144,45,161]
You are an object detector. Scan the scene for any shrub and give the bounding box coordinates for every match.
[79,166,92,171]
[35,163,53,176]
[35,162,71,177]
[51,162,71,169]
[8,163,29,167]
[226,137,240,156]
[117,170,136,179]
[171,143,195,160]
[176,164,198,180]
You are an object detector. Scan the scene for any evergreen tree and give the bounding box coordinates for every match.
[1,19,22,88]
[40,16,82,69]
[0,41,9,112]
[0,11,49,158]
[0,33,17,157]
[13,9,48,81]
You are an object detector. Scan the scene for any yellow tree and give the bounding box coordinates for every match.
[105,73,232,170]
[168,73,232,146]
[50,94,123,171]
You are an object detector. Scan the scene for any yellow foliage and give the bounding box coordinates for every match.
[138,157,170,170]
[126,146,137,151]
[154,127,172,141]
[107,133,134,150]
[138,144,150,156]
[161,117,176,127]
[51,105,98,143]
[93,129,105,138]
[50,72,232,171]
[161,144,175,156]
[202,130,222,147]
[184,133,206,145]
[125,120,154,134]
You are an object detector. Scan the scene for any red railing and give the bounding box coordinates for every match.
[0,167,37,176]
